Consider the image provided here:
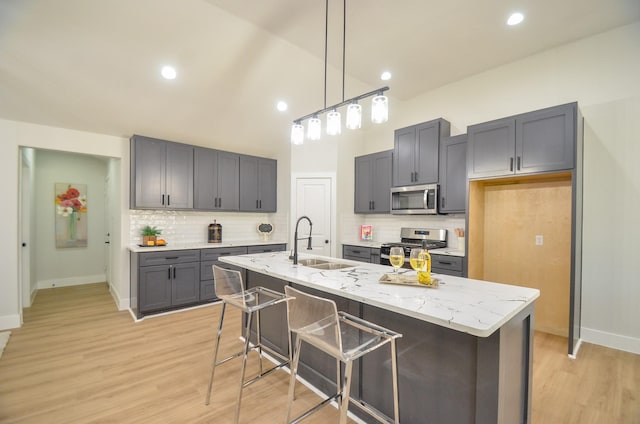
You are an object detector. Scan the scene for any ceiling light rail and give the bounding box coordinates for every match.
[291,86,389,145]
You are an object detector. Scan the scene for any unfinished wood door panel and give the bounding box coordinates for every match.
[473,176,572,337]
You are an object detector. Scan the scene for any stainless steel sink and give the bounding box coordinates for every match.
[298,258,354,270]
[297,258,330,266]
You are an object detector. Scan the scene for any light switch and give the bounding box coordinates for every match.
[535,235,543,246]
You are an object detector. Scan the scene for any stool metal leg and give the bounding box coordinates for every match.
[256,303,264,377]
[234,310,254,424]
[390,339,400,424]
[205,302,227,405]
[285,337,302,423]
[338,360,354,424]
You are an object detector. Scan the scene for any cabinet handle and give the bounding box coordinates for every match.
[414,171,418,182]
[442,197,445,208]
[256,199,259,209]
[173,267,176,278]
[168,267,171,279]
[165,256,178,260]
[439,261,452,265]
[167,195,170,206]
[510,157,514,171]
[162,194,165,205]
[517,156,521,171]
[352,250,361,254]
[259,200,262,209]
[371,201,374,210]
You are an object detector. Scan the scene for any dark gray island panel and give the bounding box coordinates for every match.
[221,253,538,424]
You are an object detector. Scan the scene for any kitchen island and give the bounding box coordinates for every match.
[220,251,539,424]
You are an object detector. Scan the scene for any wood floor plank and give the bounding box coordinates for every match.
[1,283,639,423]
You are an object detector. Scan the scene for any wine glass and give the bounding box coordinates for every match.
[409,248,426,272]
[389,247,404,273]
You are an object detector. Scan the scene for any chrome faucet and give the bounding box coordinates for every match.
[291,215,313,265]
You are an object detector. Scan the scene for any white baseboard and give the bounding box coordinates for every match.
[108,283,129,310]
[30,288,38,305]
[581,327,640,355]
[0,314,21,331]
[37,274,106,290]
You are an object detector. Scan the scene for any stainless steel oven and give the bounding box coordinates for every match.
[380,227,447,268]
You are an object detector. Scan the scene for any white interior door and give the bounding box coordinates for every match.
[294,177,332,257]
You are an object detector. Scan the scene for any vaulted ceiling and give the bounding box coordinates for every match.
[1,0,638,156]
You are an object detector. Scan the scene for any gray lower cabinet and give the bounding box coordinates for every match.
[342,244,381,264]
[468,102,576,179]
[132,244,286,317]
[431,254,465,277]
[247,244,286,254]
[393,118,451,187]
[239,155,277,212]
[133,249,200,318]
[438,134,467,214]
[194,147,239,211]
[200,246,248,302]
[354,150,392,213]
[130,135,194,209]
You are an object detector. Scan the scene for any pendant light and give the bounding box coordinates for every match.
[291,122,304,145]
[371,93,389,124]
[326,109,341,135]
[346,102,362,129]
[307,116,321,140]
[290,0,390,144]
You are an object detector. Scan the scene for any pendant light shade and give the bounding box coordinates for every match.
[326,110,341,135]
[307,116,321,140]
[371,94,389,124]
[291,123,304,145]
[346,103,362,129]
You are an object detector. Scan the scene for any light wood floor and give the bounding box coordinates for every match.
[0,283,638,423]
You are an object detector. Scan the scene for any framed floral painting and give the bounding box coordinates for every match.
[55,183,87,248]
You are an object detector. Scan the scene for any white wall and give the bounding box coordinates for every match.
[33,150,108,288]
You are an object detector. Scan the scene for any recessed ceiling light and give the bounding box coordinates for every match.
[276,101,288,112]
[507,12,524,26]
[380,71,392,81]
[161,65,177,80]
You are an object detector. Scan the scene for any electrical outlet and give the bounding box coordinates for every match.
[535,235,543,246]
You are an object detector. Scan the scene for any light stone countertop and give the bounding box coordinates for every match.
[341,241,385,248]
[128,239,287,253]
[220,251,539,338]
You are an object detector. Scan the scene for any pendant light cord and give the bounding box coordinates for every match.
[342,0,346,102]
[323,0,328,109]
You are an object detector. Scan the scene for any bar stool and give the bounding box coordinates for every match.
[284,285,402,424]
[205,265,292,424]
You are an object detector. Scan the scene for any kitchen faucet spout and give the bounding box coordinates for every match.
[291,215,313,265]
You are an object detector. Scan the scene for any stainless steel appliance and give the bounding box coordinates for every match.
[380,227,447,268]
[390,184,438,214]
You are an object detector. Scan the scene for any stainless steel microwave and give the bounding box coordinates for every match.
[390,184,438,214]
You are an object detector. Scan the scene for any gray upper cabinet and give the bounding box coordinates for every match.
[239,155,277,212]
[393,118,451,187]
[194,147,239,211]
[438,134,467,214]
[468,103,576,179]
[131,135,194,209]
[354,150,392,214]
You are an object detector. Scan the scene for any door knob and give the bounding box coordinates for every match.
[325,240,329,244]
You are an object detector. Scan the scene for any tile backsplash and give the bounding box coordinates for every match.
[341,213,466,248]
[129,210,288,245]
